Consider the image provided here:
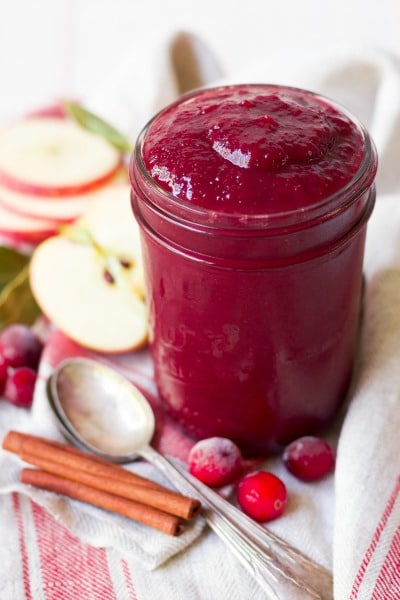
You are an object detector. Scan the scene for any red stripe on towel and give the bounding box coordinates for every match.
[371,525,400,600]
[31,500,117,600]
[121,559,139,600]
[12,493,33,600]
[350,476,400,599]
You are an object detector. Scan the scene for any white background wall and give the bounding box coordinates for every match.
[0,0,399,123]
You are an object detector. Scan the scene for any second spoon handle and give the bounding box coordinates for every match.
[141,445,333,600]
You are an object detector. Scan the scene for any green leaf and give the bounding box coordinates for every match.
[0,246,30,292]
[63,100,132,153]
[0,264,40,328]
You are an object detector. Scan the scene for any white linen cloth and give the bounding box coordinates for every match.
[0,32,399,599]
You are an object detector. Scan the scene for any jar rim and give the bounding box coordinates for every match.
[129,84,378,231]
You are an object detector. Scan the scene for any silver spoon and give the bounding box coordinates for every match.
[47,356,333,600]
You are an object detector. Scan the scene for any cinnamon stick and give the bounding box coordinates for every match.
[3,430,201,521]
[21,468,184,536]
[3,431,163,491]
[4,431,121,467]
[20,450,200,520]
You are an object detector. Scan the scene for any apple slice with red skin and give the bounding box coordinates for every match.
[0,200,58,244]
[29,184,147,353]
[0,184,87,222]
[0,118,122,197]
[26,103,67,120]
[0,168,127,222]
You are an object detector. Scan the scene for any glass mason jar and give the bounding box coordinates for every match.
[129,85,378,455]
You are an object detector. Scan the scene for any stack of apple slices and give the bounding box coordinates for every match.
[30,184,148,353]
[0,116,124,246]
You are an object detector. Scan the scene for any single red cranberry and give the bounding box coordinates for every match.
[283,436,335,481]
[4,367,37,408]
[188,437,243,487]
[0,324,43,370]
[237,471,287,522]
[0,357,7,395]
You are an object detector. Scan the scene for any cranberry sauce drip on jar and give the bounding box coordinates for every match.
[142,85,364,215]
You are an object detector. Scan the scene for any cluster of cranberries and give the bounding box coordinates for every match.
[188,434,335,522]
[0,324,43,408]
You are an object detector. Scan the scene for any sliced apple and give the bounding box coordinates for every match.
[0,183,87,222]
[0,200,58,244]
[0,168,127,222]
[26,103,66,120]
[0,117,122,196]
[29,237,147,352]
[29,184,147,353]
[78,183,145,298]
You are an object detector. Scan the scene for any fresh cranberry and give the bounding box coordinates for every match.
[283,436,335,481]
[0,324,43,370]
[188,437,242,487]
[237,471,287,522]
[0,357,7,395]
[4,367,37,408]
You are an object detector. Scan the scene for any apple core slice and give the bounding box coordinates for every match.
[0,118,122,196]
[30,237,148,353]
[78,184,145,298]
[29,184,148,353]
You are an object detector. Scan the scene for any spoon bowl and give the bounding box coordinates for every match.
[49,357,154,462]
[47,357,333,600]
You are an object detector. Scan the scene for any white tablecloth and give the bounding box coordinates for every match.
[0,31,399,600]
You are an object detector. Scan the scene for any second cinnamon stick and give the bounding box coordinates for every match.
[21,468,185,536]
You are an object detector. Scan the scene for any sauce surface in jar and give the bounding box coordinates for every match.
[143,85,364,214]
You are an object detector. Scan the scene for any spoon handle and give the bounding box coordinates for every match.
[141,445,333,600]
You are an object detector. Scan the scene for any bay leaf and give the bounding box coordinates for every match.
[0,246,30,292]
[63,101,132,153]
[0,264,40,328]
